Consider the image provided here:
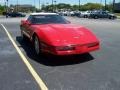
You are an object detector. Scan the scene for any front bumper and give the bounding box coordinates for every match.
[48,43,100,55]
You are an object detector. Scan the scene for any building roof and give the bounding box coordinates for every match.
[30,12,58,15]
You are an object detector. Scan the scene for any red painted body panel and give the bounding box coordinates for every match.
[21,22,99,55]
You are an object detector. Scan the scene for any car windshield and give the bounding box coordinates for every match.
[31,15,68,24]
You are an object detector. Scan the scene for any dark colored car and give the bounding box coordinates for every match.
[7,12,26,17]
[89,11,117,19]
[74,12,81,17]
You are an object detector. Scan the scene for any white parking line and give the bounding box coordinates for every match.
[1,24,48,90]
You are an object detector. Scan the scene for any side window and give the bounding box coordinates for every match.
[27,15,32,22]
[102,12,107,15]
[96,12,100,14]
[99,12,102,14]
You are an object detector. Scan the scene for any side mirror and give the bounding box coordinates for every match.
[25,20,31,25]
[21,20,31,25]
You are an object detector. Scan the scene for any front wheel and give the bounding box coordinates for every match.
[84,15,88,18]
[34,36,41,55]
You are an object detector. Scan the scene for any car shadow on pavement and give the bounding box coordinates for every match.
[16,36,94,66]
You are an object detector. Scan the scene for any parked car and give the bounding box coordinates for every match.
[62,11,69,16]
[74,11,81,17]
[20,13,99,55]
[89,11,117,19]
[7,12,26,17]
[58,11,64,16]
[80,11,92,18]
[69,11,75,16]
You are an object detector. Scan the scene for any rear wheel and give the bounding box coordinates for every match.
[109,16,115,19]
[34,36,41,55]
[84,15,88,18]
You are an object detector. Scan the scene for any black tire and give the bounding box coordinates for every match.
[84,15,88,18]
[94,16,98,19]
[34,36,42,55]
[109,16,115,20]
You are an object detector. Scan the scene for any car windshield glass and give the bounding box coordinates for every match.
[31,15,68,24]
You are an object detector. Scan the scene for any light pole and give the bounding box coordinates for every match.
[39,0,40,10]
[5,0,8,18]
[4,0,7,12]
[6,0,8,12]
[100,0,102,9]
[16,0,18,12]
[54,0,56,12]
[79,0,81,11]
[105,0,107,10]
[34,0,36,12]
[100,0,102,4]
[113,0,115,13]
[52,0,53,12]
[46,2,49,11]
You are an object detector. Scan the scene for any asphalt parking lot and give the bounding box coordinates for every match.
[0,16,120,90]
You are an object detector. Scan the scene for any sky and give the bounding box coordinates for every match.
[0,0,120,8]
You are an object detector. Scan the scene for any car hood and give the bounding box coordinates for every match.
[34,24,99,46]
[109,13,115,16]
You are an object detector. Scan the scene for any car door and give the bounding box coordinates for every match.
[99,12,103,18]
[102,12,108,18]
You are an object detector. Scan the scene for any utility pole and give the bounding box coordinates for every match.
[79,0,81,11]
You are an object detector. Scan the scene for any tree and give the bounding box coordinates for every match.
[0,5,5,14]
[41,2,114,12]
[83,3,103,10]
[72,5,79,10]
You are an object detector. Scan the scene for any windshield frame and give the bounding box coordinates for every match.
[28,14,68,25]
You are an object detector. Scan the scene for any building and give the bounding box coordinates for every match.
[10,4,35,12]
[114,3,120,13]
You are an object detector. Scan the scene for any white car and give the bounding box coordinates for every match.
[80,11,92,18]
[62,11,69,16]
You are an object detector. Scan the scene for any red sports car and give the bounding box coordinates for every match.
[20,13,99,55]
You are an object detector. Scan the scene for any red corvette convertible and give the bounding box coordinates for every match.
[20,13,99,55]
